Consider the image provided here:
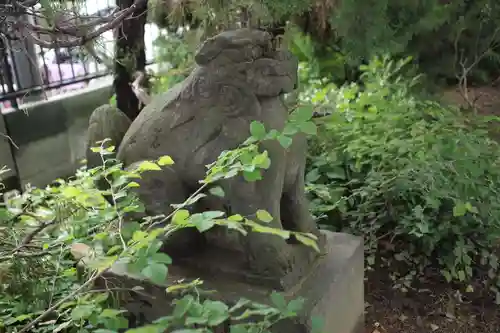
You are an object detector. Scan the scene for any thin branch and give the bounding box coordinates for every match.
[453,25,500,111]
[18,270,105,333]
[0,132,19,149]
[0,247,63,262]
[10,212,56,254]
[6,0,148,48]
[131,70,152,106]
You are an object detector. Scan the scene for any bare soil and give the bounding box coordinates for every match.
[441,86,500,116]
[364,264,500,333]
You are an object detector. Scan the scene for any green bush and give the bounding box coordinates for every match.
[304,56,500,293]
[330,0,500,85]
[0,115,321,332]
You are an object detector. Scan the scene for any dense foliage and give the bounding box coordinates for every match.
[149,0,500,86]
[301,55,500,299]
[0,112,321,332]
[5,0,500,331]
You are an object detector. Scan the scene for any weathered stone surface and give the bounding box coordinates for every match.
[98,231,364,333]
[86,104,131,168]
[86,29,325,286]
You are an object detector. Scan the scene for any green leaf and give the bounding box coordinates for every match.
[202,210,225,219]
[125,325,164,333]
[245,220,290,239]
[441,270,452,282]
[61,186,81,197]
[224,168,239,179]
[252,151,271,169]
[172,209,190,225]
[300,121,317,135]
[250,121,266,140]
[173,295,194,318]
[71,305,94,321]
[137,161,162,172]
[243,170,262,181]
[306,169,320,182]
[265,129,280,140]
[142,262,168,284]
[133,230,148,242]
[270,291,287,311]
[295,233,320,252]
[230,324,250,333]
[100,308,126,318]
[283,123,298,135]
[229,298,250,313]
[286,297,305,314]
[465,202,478,214]
[228,214,244,221]
[126,181,141,188]
[204,300,229,326]
[458,270,466,281]
[152,252,173,264]
[107,245,123,255]
[191,217,215,232]
[452,203,467,217]
[311,316,325,333]
[105,145,116,152]
[157,155,175,166]
[54,322,73,333]
[294,105,314,122]
[209,186,225,197]
[278,135,293,149]
[256,209,273,223]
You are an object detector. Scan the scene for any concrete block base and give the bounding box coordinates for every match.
[101,231,365,333]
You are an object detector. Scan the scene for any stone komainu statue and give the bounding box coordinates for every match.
[87,29,325,283]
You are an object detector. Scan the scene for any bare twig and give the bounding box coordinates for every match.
[10,212,56,254]
[18,270,105,333]
[131,70,152,106]
[0,247,63,262]
[0,132,19,149]
[3,0,148,48]
[453,26,500,111]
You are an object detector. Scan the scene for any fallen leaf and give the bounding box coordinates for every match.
[430,323,439,331]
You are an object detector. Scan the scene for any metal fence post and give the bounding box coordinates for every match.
[10,14,43,103]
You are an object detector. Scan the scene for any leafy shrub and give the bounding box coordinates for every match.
[304,56,500,294]
[0,113,321,332]
[331,0,500,85]
[151,32,195,92]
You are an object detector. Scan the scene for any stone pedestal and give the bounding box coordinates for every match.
[100,231,364,333]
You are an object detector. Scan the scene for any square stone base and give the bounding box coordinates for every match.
[101,231,364,333]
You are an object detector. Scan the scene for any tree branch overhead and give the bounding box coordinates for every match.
[0,0,148,48]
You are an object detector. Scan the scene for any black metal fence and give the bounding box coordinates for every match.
[0,0,117,109]
[0,0,162,191]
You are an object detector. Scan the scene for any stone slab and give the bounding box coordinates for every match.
[100,231,365,333]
